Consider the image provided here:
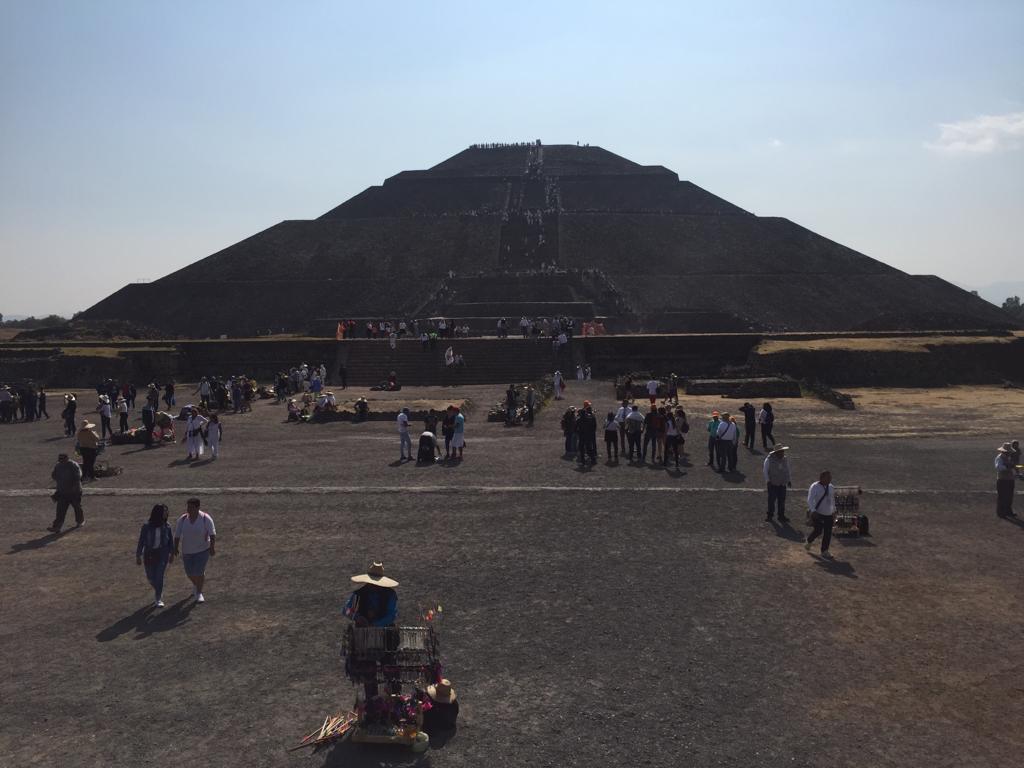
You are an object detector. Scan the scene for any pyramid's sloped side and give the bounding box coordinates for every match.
[610,273,1014,332]
[558,213,899,275]
[156,216,502,284]
[558,177,748,215]
[320,179,509,219]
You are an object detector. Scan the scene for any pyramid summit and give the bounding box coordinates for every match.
[82,142,1013,336]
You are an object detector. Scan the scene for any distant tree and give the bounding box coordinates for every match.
[0,314,69,328]
[1002,296,1023,320]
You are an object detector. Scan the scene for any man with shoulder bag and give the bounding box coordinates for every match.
[805,470,836,557]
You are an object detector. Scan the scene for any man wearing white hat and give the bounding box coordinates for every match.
[995,442,1016,518]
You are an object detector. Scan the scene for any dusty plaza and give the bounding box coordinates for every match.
[0,380,1022,768]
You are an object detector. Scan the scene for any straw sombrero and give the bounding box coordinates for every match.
[769,445,790,455]
[426,679,457,704]
[997,442,1013,453]
[350,561,399,589]
[81,419,96,429]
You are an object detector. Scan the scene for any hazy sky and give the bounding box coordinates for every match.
[2,0,1022,316]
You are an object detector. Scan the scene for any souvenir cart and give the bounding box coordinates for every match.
[832,485,869,536]
[292,618,442,753]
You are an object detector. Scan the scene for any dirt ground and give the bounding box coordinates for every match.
[1,381,1022,768]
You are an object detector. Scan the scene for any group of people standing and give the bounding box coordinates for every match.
[561,400,691,468]
[399,405,466,463]
[0,382,48,423]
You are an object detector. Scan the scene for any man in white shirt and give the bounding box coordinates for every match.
[397,407,412,461]
[646,378,659,406]
[174,498,217,602]
[805,471,836,557]
[715,413,739,472]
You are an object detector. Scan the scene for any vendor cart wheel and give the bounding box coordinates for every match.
[858,515,870,536]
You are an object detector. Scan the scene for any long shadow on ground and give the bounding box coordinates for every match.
[7,530,71,554]
[769,520,805,542]
[96,598,195,642]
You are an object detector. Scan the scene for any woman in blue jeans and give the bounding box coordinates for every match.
[136,504,175,607]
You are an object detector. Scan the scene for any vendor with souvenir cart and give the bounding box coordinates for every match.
[306,560,454,753]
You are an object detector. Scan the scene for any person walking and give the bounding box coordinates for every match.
[163,381,175,409]
[205,414,223,459]
[76,418,101,481]
[560,406,578,456]
[48,453,84,532]
[505,385,518,425]
[98,395,113,439]
[62,394,77,436]
[525,386,536,426]
[995,442,1017,518]
[763,445,792,522]
[575,401,598,466]
[136,504,174,607]
[805,471,836,557]
[758,403,776,450]
[182,407,208,461]
[706,411,721,468]
[397,407,412,461]
[450,406,465,460]
[38,388,49,419]
[441,406,456,459]
[195,377,212,410]
[553,370,565,400]
[173,498,216,603]
[646,377,659,406]
[740,402,756,450]
[116,395,129,434]
[603,411,619,462]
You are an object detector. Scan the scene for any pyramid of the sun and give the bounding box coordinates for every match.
[82,142,1013,336]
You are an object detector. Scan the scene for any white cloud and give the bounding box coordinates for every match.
[925,111,1024,154]
[768,138,784,150]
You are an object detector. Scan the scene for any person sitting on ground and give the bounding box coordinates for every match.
[287,398,300,422]
[316,391,337,412]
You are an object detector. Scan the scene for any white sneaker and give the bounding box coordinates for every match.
[196,593,205,603]
[155,600,165,608]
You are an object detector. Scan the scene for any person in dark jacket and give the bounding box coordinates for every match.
[575,402,598,466]
[38,388,49,419]
[48,453,84,532]
[62,393,77,436]
[422,679,459,734]
[740,402,756,450]
[561,406,578,456]
[136,504,175,607]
